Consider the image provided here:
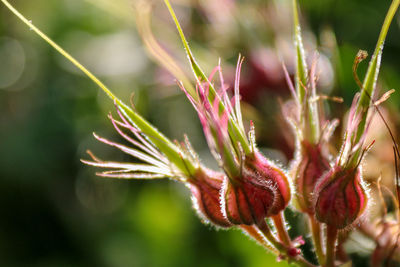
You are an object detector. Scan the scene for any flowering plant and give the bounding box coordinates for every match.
[1,0,400,266]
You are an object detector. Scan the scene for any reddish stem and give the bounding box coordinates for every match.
[240,225,279,254]
[272,212,291,246]
[310,216,325,265]
[257,220,316,267]
[325,226,338,267]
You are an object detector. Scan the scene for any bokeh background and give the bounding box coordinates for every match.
[1,0,400,266]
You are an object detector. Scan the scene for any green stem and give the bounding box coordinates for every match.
[292,0,320,144]
[310,216,325,266]
[292,0,307,105]
[0,0,196,175]
[325,226,338,267]
[209,126,239,178]
[164,0,251,156]
[353,0,400,148]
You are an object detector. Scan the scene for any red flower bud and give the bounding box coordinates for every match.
[294,140,330,214]
[314,165,368,229]
[189,168,231,228]
[223,152,291,225]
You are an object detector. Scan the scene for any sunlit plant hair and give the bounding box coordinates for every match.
[1,0,400,266]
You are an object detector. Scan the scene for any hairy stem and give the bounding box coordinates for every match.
[272,212,291,246]
[292,0,320,143]
[353,0,399,151]
[325,226,338,267]
[164,0,251,157]
[257,220,316,267]
[240,225,279,254]
[310,216,325,266]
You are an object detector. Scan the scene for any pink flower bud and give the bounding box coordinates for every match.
[314,165,368,229]
[223,152,291,225]
[189,168,231,228]
[294,140,330,214]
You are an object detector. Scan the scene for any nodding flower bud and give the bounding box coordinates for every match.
[188,168,231,228]
[294,140,330,214]
[223,151,291,225]
[314,165,368,229]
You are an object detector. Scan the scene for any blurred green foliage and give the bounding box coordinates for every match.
[0,0,399,266]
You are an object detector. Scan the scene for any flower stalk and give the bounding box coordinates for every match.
[325,226,338,267]
[272,213,291,247]
[309,217,325,266]
[257,220,314,267]
[351,0,400,167]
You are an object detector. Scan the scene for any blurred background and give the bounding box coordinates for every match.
[0,0,400,266]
